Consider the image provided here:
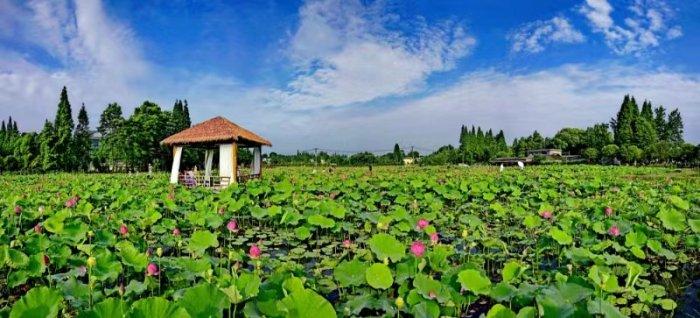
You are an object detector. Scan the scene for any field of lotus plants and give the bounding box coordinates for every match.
[0,165,698,317]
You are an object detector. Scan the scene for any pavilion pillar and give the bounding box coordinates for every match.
[170,146,183,184]
[219,143,238,186]
[252,146,261,175]
[204,149,214,178]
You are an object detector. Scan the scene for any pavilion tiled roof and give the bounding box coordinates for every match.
[161,116,271,146]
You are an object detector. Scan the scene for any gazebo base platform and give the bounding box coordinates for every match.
[178,173,261,189]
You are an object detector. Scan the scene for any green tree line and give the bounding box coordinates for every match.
[1,90,698,171]
[422,94,697,165]
[0,87,194,172]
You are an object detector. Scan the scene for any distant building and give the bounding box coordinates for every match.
[403,157,417,165]
[90,131,102,149]
[526,149,562,157]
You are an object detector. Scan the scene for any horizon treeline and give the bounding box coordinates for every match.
[420,94,696,165]
[1,89,698,171]
[0,87,196,172]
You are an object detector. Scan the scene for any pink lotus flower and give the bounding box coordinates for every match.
[14,205,22,215]
[343,239,351,248]
[34,223,42,234]
[608,225,621,237]
[65,196,79,208]
[76,266,87,277]
[540,210,553,219]
[119,224,128,236]
[428,291,437,299]
[146,247,153,257]
[605,206,613,217]
[172,228,181,236]
[429,232,439,245]
[43,255,50,266]
[410,241,426,258]
[226,220,239,233]
[249,244,261,259]
[416,219,429,231]
[146,262,160,276]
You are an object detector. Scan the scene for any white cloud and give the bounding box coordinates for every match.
[270,0,475,110]
[0,0,150,128]
[510,17,585,53]
[579,0,682,55]
[264,64,700,153]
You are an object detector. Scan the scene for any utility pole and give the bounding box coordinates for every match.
[314,147,318,166]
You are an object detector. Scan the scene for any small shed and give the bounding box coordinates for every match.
[161,116,271,188]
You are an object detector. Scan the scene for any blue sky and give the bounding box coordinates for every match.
[1,0,699,153]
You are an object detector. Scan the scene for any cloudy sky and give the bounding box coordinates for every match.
[1,0,699,153]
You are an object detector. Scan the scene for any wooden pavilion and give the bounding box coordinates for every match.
[161,116,272,188]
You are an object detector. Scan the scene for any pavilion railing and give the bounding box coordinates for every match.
[178,173,231,188]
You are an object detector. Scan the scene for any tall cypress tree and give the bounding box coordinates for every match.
[654,106,667,141]
[53,87,75,170]
[183,100,191,127]
[666,109,684,143]
[38,120,58,171]
[641,100,654,123]
[612,95,635,146]
[74,104,92,171]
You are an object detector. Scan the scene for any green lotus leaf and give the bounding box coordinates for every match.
[486,304,516,318]
[294,226,311,240]
[366,263,393,289]
[668,195,689,211]
[308,214,335,229]
[657,207,686,231]
[10,286,63,318]
[178,283,230,318]
[129,297,189,318]
[115,241,148,270]
[277,289,336,318]
[333,259,367,287]
[413,274,449,303]
[188,230,219,255]
[502,261,525,283]
[411,300,440,318]
[457,269,491,296]
[367,233,405,262]
[587,298,625,318]
[516,306,536,318]
[77,298,128,318]
[222,272,261,304]
[549,228,573,245]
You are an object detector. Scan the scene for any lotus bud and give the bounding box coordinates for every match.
[605,206,613,217]
[34,224,42,234]
[395,297,405,309]
[14,205,22,215]
[156,247,163,257]
[172,227,181,236]
[146,262,160,276]
[118,283,125,296]
[87,230,94,237]
[38,206,45,214]
[119,224,128,236]
[87,256,97,267]
[462,229,469,239]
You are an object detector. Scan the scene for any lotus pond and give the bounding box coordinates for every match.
[0,166,699,317]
